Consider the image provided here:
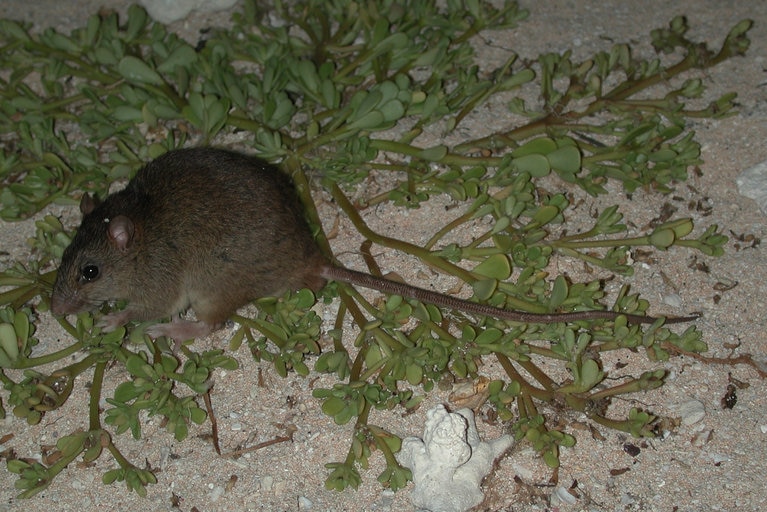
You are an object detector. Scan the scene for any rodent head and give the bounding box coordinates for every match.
[50,193,139,316]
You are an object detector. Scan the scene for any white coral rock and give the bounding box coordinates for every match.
[398,404,513,512]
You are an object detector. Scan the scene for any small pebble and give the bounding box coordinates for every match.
[209,485,225,501]
[274,479,287,493]
[553,486,577,505]
[737,159,767,215]
[691,429,713,448]
[621,493,636,506]
[511,462,534,480]
[158,445,171,470]
[261,475,274,491]
[678,399,706,425]
[379,489,395,508]
[298,496,313,509]
[662,293,683,308]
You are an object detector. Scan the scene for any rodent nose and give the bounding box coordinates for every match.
[50,290,79,316]
[49,292,66,316]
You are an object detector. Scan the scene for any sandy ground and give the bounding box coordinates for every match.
[1,1,766,511]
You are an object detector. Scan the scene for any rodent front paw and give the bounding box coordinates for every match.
[98,311,131,332]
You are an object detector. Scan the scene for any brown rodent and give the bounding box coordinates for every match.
[50,147,698,340]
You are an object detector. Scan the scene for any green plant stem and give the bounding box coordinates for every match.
[369,139,503,167]
[420,319,457,345]
[331,183,475,282]
[341,399,374,467]
[519,390,538,419]
[89,360,106,430]
[551,234,651,250]
[0,369,13,387]
[14,341,85,369]
[424,209,478,250]
[331,301,349,353]
[588,373,664,400]
[556,225,605,243]
[552,245,624,270]
[342,288,408,355]
[373,328,412,355]
[64,352,103,378]
[19,43,117,84]
[517,359,558,391]
[231,315,288,350]
[588,413,641,434]
[357,352,384,382]
[524,343,568,360]
[106,439,135,470]
[0,285,40,308]
[226,113,288,141]
[495,353,552,402]
[367,424,399,466]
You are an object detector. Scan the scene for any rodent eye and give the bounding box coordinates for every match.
[80,264,100,282]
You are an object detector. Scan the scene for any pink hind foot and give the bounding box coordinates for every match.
[145,320,221,341]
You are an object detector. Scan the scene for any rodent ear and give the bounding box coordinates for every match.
[79,193,101,215]
[108,215,136,250]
